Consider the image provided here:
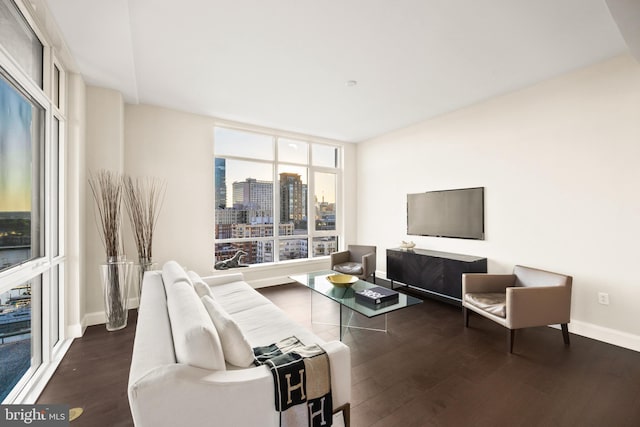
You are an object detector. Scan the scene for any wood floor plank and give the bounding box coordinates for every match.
[37,311,137,427]
[36,282,640,427]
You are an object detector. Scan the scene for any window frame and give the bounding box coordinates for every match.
[0,0,67,403]
[214,124,342,265]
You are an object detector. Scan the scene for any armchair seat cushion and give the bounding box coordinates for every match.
[333,262,363,275]
[464,292,507,318]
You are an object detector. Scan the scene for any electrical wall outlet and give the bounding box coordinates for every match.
[598,292,610,305]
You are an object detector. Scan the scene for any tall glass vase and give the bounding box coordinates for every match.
[100,260,133,331]
[135,258,157,308]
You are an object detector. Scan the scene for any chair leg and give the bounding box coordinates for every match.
[561,323,570,346]
[508,329,515,353]
[463,307,469,327]
[372,273,376,284]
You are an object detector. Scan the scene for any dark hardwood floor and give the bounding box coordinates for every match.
[38,282,640,426]
[37,311,137,427]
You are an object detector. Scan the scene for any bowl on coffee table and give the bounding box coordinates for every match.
[326,274,358,288]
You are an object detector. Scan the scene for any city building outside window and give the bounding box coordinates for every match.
[214,126,341,265]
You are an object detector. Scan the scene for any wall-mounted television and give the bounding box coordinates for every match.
[407,187,484,240]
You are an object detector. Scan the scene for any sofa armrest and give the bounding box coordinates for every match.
[129,364,278,427]
[200,273,245,287]
[320,340,351,410]
[330,251,350,268]
[506,285,572,329]
[463,273,516,295]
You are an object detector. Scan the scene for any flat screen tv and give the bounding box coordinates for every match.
[407,187,484,240]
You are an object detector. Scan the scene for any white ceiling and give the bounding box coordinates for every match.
[46,0,628,142]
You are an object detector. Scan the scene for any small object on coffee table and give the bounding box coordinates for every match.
[327,274,358,287]
[355,286,399,306]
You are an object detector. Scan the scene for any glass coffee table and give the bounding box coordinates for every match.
[289,270,422,340]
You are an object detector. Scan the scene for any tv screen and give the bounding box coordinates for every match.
[407,187,484,240]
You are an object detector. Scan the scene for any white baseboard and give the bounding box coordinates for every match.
[568,320,640,352]
[66,323,84,338]
[83,297,140,328]
[83,311,104,328]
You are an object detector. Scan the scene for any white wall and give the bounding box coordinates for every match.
[64,73,86,337]
[357,55,640,350]
[124,105,216,274]
[84,86,125,320]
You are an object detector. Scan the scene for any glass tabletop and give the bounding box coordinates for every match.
[289,270,422,318]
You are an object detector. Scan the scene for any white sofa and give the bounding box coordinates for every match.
[128,261,351,427]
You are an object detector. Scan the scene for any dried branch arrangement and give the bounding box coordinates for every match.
[89,169,128,330]
[88,170,124,261]
[123,175,166,263]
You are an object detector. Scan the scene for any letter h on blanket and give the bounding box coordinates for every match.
[285,367,306,404]
[254,337,333,427]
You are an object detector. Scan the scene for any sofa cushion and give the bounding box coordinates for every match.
[189,271,215,300]
[333,262,363,275]
[166,281,225,370]
[208,280,273,315]
[201,295,254,368]
[194,281,214,299]
[162,261,192,293]
[464,292,507,318]
[210,282,326,348]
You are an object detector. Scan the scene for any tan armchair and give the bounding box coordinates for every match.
[462,265,572,353]
[330,245,377,283]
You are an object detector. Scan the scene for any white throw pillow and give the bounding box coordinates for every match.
[166,282,225,371]
[188,271,215,300]
[162,261,193,292]
[187,270,203,284]
[201,295,254,368]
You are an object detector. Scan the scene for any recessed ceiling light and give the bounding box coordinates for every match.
[345,80,357,87]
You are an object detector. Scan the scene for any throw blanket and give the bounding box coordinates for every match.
[254,336,333,427]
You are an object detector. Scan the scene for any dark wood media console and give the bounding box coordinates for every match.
[386,248,487,305]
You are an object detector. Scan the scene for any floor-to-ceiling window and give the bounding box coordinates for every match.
[214,126,342,265]
[0,0,66,403]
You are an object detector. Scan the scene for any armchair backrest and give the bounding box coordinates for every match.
[348,245,376,263]
[509,265,573,330]
[514,265,572,289]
